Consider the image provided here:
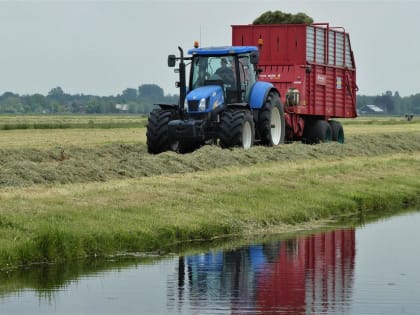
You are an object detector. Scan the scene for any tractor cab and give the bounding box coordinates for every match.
[187,47,259,109]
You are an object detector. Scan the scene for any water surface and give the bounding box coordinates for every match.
[1,211,420,314]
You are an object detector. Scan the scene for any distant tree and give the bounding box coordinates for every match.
[0,95,24,113]
[164,93,179,105]
[48,86,65,98]
[393,91,405,114]
[27,93,47,113]
[374,90,394,113]
[84,97,98,113]
[253,10,313,25]
[408,93,420,114]
[0,91,19,100]
[138,84,164,101]
[121,88,138,102]
[70,101,84,113]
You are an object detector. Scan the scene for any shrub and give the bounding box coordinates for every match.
[253,10,313,25]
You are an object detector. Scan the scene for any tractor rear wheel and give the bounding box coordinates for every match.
[258,91,285,146]
[219,109,255,149]
[146,109,180,154]
[329,120,345,143]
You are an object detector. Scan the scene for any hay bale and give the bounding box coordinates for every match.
[253,10,313,25]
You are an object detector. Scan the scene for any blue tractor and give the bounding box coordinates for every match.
[146,46,285,154]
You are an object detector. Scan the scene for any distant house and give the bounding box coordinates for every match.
[115,104,129,111]
[359,104,384,115]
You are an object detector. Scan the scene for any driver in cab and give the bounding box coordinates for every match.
[215,58,235,86]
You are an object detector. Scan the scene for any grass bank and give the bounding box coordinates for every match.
[0,119,420,269]
[0,153,419,270]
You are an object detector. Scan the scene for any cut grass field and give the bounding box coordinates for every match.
[0,128,147,149]
[0,114,147,131]
[0,115,419,269]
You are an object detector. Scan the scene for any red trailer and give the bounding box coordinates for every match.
[232,23,357,143]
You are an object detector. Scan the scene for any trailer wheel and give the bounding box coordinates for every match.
[303,120,332,144]
[258,91,285,146]
[146,109,180,154]
[329,120,345,143]
[219,110,255,149]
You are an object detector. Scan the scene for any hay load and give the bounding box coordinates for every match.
[253,10,313,25]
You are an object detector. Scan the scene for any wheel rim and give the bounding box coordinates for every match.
[270,107,282,145]
[242,121,252,149]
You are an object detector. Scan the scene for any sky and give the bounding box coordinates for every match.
[0,0,419,97]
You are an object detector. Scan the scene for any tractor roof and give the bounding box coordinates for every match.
[188,46,258,56]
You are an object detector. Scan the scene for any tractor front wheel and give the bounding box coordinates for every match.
[146,109,180,154]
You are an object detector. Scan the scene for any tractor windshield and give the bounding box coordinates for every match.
[190,56,237,91]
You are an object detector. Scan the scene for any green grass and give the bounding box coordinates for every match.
[0,152,419,269]
[0,114,147,130]
[341,115,420,125]
[0,117,420,269]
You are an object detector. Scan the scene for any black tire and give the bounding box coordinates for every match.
[303,120,332,144]
[146,109,180,154]
[257,90,285,146]
[178,141,203,154]
[219,110,255,149]
[329,120,345,143]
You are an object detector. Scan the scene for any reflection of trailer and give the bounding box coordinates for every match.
[256,230,356,314]
[232,23,358,143]
[172,229,355,313]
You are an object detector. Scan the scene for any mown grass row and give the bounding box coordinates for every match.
[0,128,146,149]
[0,116,416,149]
[0,114,416,130]
[1,131,420,187]
[0,114,147,130]
[0,122,147,130]
[341,115,419,125]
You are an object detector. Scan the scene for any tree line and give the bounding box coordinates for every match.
[0,85,419,115]
[0,84,177,114]
[356,90,420,115]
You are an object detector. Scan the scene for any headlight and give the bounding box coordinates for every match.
[199,98,206,111]
[184,98,188,111]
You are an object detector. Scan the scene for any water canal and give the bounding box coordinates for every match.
[1,210,420,314]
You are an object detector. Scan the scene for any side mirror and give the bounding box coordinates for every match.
[168,55,176,67]
[250,51,259,65]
